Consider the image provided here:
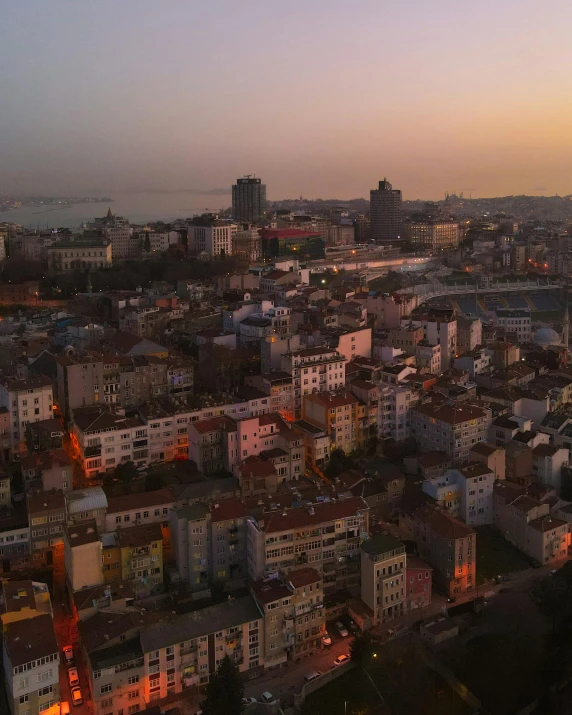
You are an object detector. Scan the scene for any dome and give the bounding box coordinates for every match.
[533,327,561,346]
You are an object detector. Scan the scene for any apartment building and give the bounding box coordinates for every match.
[105,489,174,533]
[366,292,418,329]
[57,354,104,418]
[402,310,457,368]
[387,325,424,351]
[27,490,66,567]
[71,406,148,479]
[453,348,492,380]
[456,316,482,356]
[260,372,295,421]
[113,523,164,599]
[3,614,60,715]
[189,217,237,257]
[250,577,295,667]
[287,568,326,657]
[247,497,369,592]
[0,375,54,457]
[405,556,433,612]
[281,346,346,418]
[378,383,419,442]
[405,504,476,598]
[139,595,264,701]
[0,513,30,570]
[423,462,495,526]
[410,400,491,461]
[303,390,361,455]
[360,533,406,626]
[25,418,64,453]
[292,420,330,470]
[64,520,103,593]
[494,308,532,343]
[532,443,568,494]
[470,442,506,481]
[21,449,72,494]
[416,342,441,375]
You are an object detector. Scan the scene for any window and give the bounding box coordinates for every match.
[128,690,139,699]
[101,684,112,694]
[101,697,113,708]
[128,675,139,685]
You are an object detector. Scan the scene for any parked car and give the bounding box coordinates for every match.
[304,671,322,683]
[322,633,332,646]
[333,654,351,667]
[71,687,83,707]
[68,668,80,688]
[260,692,276,704]
[60,703,70,715]
[242,697,257,705]
[62,645,74,665]
[335,621,349,637]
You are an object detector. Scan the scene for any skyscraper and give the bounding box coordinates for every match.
[232,176,267,224]
[370,178,402,243]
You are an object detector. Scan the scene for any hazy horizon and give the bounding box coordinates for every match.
[2,1,571,200]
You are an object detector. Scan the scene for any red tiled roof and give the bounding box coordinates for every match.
[191,415,237,435]
[287,567,321,589]
[210,498,248,523]
[262,497,368,534]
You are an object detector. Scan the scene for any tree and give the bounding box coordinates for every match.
[531,575,572,634]
[113,460,139,493]
[350,631,377,667]
[200,655,244,715]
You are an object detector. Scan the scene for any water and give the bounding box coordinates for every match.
[0,191,232,229]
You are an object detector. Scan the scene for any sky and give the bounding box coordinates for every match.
[1,0,572,201]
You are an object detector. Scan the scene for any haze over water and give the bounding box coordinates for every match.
[1,192,232,229]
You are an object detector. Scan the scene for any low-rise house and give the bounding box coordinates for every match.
[405,556,432,612]
[20,449,73,493]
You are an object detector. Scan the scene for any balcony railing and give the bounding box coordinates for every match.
[85,445,101,457]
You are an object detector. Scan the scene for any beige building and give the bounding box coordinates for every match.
[288,567,326,657]
[303,390,361,455]
[387,325,424,351]
[470,442,506,481]
[361,533,406,626]
[281,346,346,418]
[47,237,112,271]
[0,375,54,457]
[64,520,104,593]
[402,218,460,252]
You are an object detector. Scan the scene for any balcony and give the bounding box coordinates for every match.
[229,526,238,534]
[85,445,101,457]
[180,644,198,656]
[229,538,239,547]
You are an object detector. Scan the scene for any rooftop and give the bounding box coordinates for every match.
[4,613,58,667]
[65,520,99,547]
[260,497,368,534]
[361,532,405,557]
[287,567,321,589]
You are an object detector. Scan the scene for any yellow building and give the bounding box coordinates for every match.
[302,390,361,454]
[117,523,164,598]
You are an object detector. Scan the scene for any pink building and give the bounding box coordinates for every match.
[405,556,433,611]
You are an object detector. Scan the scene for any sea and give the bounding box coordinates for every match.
[0,191,232,229]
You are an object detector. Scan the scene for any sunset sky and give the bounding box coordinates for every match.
[2,0,571,200]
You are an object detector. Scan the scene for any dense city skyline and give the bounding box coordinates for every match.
[2,1,572,200]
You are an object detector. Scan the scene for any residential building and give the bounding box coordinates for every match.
[232,176,266,224]
[3,614,59,715]
[410,401,491,461]
[0,580,52,626]
[116,523,164,599]
[532,443,568,493]
[246,497,369,592]
[104,489,174,533]
[250,577,294,667]
[378,383,419,442]
[24,419,64,453]
[292,420,330,470]
[370,179,402,243]
[456,316,482,356]
[64,520,103,593]
[416,342,441,374]
[20,449,72,493]
[366,292,418,329]
[360,533,406,626]
[402,310,457,368]
[139,595,264,701]
[469,442,506,481]
[56,354,104,418]
[0,512,30,570]
[27,490,66,567]
[232,225,262,262]
[440,462,495,526]
[66,487,108,531]
[281,346,346,418]
[88,637,145,715]
[494,308,532,343]
[303,390,361,455]
[405,504,476,598]
[387,325,424,352]
[287,567,326,657]
[453,348,492,380]
[405,556,433,612]
[47,237,112,271]
[0,375,54,457]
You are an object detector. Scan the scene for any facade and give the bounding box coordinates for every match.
[370,179,402,243]
[494,308,532,343]
[189,216,237,257]
[64,521,103,593]
[0,375,54,457]
[281,346,346,418]
[410,401,491,461]
[57,354,104,418]
[27,490,66,568]
[456,316,482,356]
[47,238,112,271]
[20,449,72,493]
[406,504,476,598]
[232,225,262,262]
[3,614,60,715]
[360,533,406,626]
[405,556,433,612]
[532,443,568,493]
[303,390,361,455]
[246,497,369,592]
[232,177,266,224]
[402,218,460,252]
[403,312,457,369]
[378,383,419,442]
[116,523,164,598]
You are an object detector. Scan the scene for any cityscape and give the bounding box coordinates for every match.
[2,2,572,715]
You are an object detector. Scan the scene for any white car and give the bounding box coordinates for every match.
[333,654,351,667]
[242,697,257,705]
[71,687,83,707]
[335,621,349,637]
[260,692,276,704]
[68,668,80,688]
[322,633,332,646]
[62,645,74,664]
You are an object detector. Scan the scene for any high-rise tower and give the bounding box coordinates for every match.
[370,178,402,243]
[232,176,266,224]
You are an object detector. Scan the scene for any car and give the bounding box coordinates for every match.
[335,621,349,637]
[242,697,257,705]
[62,645,74,664]
[322,633,332,646]
[67,668,80,688]
[304,671,322,683]
[333,654,351,667]
[60,702,70,715]
[550,569,558,576]
[71,687,83,707]
[260,692,276,704]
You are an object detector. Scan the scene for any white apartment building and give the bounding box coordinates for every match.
[0,376,54,457]
[402,313,457,369]
[189,222,237,257]
[494,309,532,343]
[410,401,492,461]
[453,348,492,380]
[423,462,495,526]
[3,615,60,715]
[415,342,441,375]
[222,299,274,333]
[378,384,418,442]
[281,346,346,418]
[139,230,180,258]
[105,224,133,261]
[246,497,369,592]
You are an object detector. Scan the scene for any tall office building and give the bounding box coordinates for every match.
[370,178,402,243]
[232,176,266,224]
